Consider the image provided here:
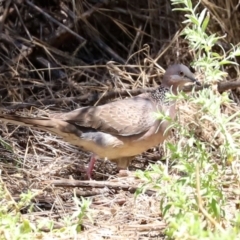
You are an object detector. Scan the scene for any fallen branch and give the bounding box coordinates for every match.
[183,81,240,93]
[46,179,156,196]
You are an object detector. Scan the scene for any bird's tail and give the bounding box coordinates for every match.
[0,113,56,128]
[0,113,81,138]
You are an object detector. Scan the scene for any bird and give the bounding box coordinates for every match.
[0,64,199,179]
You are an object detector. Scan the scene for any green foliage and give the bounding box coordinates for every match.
[70,192,92,233]
[0,183,92,239]
[172,0,240,83]
[136,0,240,239]
[0,185,37,239]
[0,138,13,152]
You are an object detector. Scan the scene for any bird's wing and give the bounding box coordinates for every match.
[56,96,160,136]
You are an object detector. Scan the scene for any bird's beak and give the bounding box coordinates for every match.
[187,76,201,86]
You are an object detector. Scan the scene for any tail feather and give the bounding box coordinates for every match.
[0,114,57,129]
[0,114,82,139]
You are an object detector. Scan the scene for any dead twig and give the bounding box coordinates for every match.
[46,179,156,196]
[183,81,240,93]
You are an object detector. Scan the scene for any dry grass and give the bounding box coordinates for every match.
[0,0,240,239]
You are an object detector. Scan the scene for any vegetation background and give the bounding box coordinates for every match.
[0,0,240,239]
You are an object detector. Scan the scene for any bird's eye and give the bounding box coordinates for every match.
[179,71,184,76]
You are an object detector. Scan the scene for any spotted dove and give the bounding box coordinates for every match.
[0,64,199,178]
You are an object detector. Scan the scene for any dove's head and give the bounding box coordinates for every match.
[162,64,200,94]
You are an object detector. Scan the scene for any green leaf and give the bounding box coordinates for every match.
[233,49,240,56]
[188,15,199,25]
[201,11,210,31]
[0,137,12,151]
[198,8,207,27]
[219,60,237,65]
[19,218,33,234]
[186,0,192,9]
[172,8,192,12]
[162,203,172,217]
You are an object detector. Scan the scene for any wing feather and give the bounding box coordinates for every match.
[57,96,158,136]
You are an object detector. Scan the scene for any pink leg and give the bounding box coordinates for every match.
[86,154,97,179]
